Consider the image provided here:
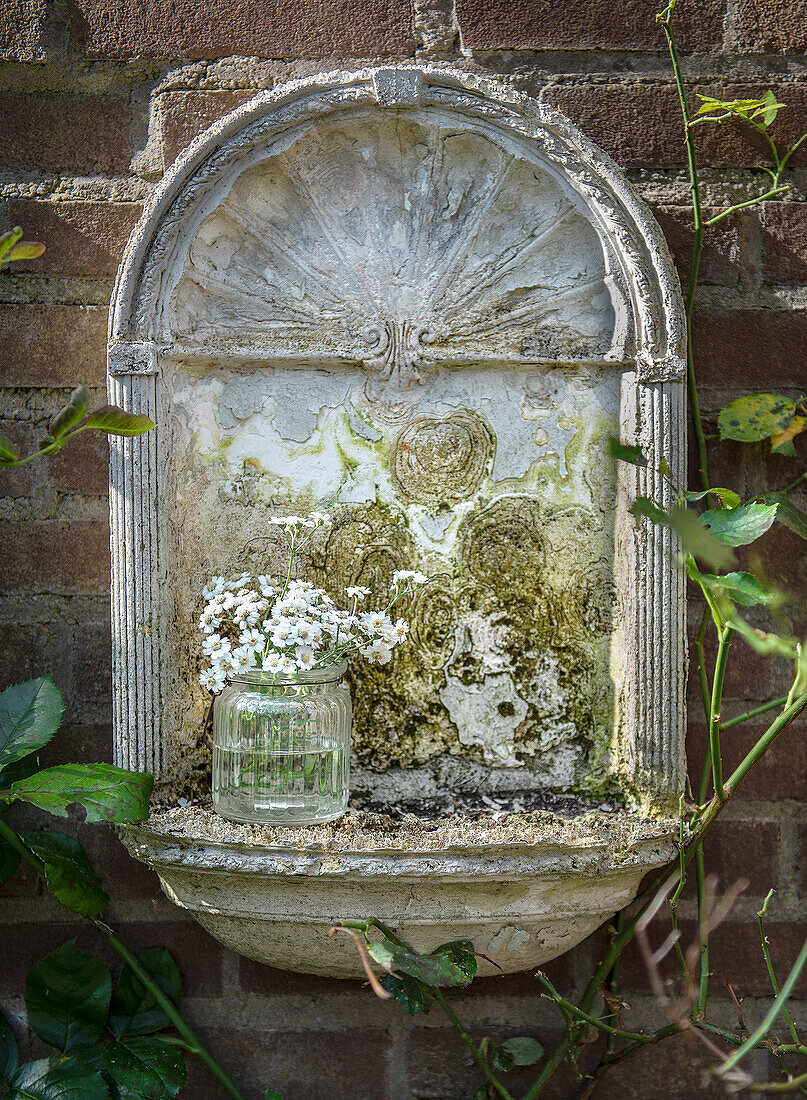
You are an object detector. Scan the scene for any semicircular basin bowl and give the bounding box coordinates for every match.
[120,805,678,979]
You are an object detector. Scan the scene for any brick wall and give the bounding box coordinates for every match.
[1,1,806,1096]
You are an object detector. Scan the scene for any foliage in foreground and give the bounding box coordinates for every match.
[338,2,807,1096]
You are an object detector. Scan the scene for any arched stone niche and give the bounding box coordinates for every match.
[111,66,687,978]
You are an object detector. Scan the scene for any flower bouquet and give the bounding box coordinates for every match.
[198,513,425,825]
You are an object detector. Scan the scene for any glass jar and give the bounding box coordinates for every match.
[212,662,351,826]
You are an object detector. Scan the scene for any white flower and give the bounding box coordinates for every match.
[385,617,409,644]
[264,651,283,674]
[360,611,387,636]
[239,628,263,649]
[293,621,317,644]
[346,585,371,600]
[279,655,297,675]
[295,645,316,671]
[392,569,428,586]
[198,608,221,632]
[231,644,257,672]
[202,633,231,655]
[202,576,228,600]
[364,640,393,666]
[199,668,227,691]
[309,511,332,526]
[271,621,295,647]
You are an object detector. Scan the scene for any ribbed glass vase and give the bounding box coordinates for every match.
[212,662,351,825]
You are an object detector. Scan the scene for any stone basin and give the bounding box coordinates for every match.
[120,803,679,978]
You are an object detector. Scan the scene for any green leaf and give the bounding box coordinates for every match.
[264,1092,284,1100]
[771,414,806,455]
[25,941,111,1053]
[728,616,801,662]
[718,394,796,443]
[0,832,21,883]
[380,972,427,1016]
[607,438,647,467]
[692,569,780,608]
[5,241,46,262]
[701,501,778,546]
[22,832,109,918]
[49,386,89,442]
[431,940,477,985]
[366,939,471,988]
[102,1039,186,1099]
[764,495,807,541]
[7,1057,109,1100]
[0,432,20,465]
[10,764,153,823]
[499,1037,545,1067]
[109,949,181,1039]
[0,752,41,804]
[762,89,784,126]
[685,487,742,510]
[488,1040,515,1073]
[0,678,64,773]
[0,228,23,263]
[631,498,736,570]
[0,1008,19,1079]
[84,407,155,438]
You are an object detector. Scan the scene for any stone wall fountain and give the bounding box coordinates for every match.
[109,65,687,978]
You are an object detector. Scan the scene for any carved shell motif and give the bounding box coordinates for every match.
[170,112,625,387]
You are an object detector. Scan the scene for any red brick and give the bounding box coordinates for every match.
[0,420,33,498]
[592,1033,738,1098]
[691,309,807,389]
[687,717,807,800]
[735,0,807,52]
[69,0,415,60]
[0,622,70,697]
[49,430,109,495]
[0,521,110,593]
[5,201,141,278]
[159,90,256,167]
[653,204,740,286]
[0,92,133,175]
[546,82,807,170]
[116,922,225,997]
[457,0,726,51]
[68,619,112,706]
[0,306,107,387]
[761,202,807,284]
[185,1026,388,1100]
[700,818,779,895]
[239,957,358,995]
[38,723,112,767]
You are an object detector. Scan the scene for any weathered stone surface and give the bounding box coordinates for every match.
[0,0,47,61]
[107,66,686,975]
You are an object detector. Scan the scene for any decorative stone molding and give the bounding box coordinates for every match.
[108,64,687,976]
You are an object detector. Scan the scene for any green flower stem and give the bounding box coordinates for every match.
[535,972,651,1043]
[719,936,807,1077]
[709,625,734,802]
[93,922,247,1100]
[0,816,246,1100]
[703,186,790,226]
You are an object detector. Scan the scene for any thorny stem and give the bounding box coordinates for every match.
[658,3,709,494]
[722,695,791,730]
[0,816,246,1100]
[759,890,801,1046]
[709,625,734,802]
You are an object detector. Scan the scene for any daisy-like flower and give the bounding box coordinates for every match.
[202,633,231,656]
[264,651,283,674]
[308,511,332,526]
[385,617,409,644]
[231,644,257,672]
[199,668,227,691]
[271,622,295,647]
[279,655,297,675]
[198,607,221,632]
[239,627,263,649]
[346,585,371,600]
[364,639,393,666]
[360,611,387,636]
[293,621,316,645]
[295,645,316,670]
[202,576,228,600]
